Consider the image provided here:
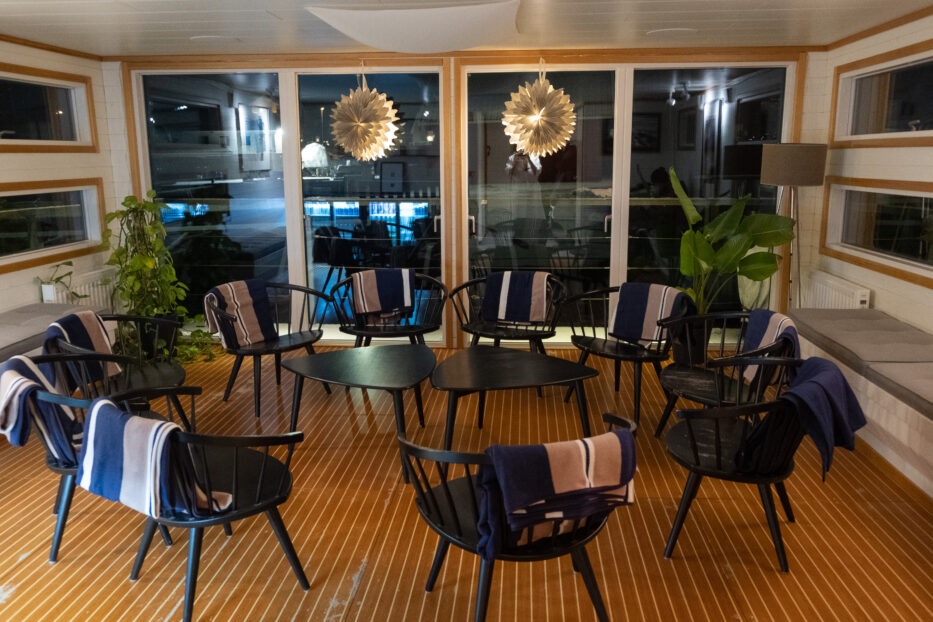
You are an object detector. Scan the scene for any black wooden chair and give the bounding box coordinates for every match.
[29,353,198,563]
[129,428,308,622]
[562,284,689,426]
[449,273,566,355]
[204,282,332,420]
[398,430,633,622]
[663,373,806,573]
[653,312,797,437]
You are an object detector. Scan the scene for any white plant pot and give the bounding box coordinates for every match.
[41,283,57,303]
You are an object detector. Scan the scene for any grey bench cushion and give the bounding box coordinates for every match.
[790,308,933,418]
[0,303,107,360]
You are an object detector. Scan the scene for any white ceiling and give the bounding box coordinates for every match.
[0,0,928,58]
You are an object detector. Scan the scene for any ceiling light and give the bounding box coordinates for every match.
[331,70,399,161]
[502,59,576,158]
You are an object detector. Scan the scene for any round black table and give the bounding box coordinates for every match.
[431,346,599,449]
[282,344,436,437]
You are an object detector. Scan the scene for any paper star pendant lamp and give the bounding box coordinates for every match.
[502,72,576,158]
[331,75,399,161]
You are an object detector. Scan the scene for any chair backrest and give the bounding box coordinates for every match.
[677,399,806,476]
[398,439,610,558]
[449,273,565,334]
[33,349,135,401]
[707,348,800,407]
[169,430,304,520]
[99,314,181,365]
[330,271,447,332]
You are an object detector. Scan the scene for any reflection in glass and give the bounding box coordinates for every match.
[630,68,786,311]
[841,189,932,266]
[298,73,442,305]
[467,71,615,301]
[142,73,286,305]
[0,190,87,257]
[852,59,933,135]
[0,78,76,141]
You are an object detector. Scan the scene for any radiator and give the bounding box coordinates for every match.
[53,267,115,310]
[806,270,871,309]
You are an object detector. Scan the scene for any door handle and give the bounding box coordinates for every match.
[604,214,612,233]
[433,215,442,233]
[468,215,476,234]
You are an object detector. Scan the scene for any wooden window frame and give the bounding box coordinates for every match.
[0,62,99,153]
[820,175,933,288]
[828,39,933,149]
[0,178,106,274]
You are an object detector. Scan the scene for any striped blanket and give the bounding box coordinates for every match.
[78,399,231,519]
[480,271,549,324]
[608,282,688,345]
[478,428,635,558]
[741,309,800,381]
[0,355,80,464]
[204,280,278,349]
[350,269,414,318]
[42,310,119,388]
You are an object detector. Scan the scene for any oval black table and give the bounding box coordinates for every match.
[431,346,599,450]
[282,344,437,438]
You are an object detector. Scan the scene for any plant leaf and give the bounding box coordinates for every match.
[703,197,747,244]
[713,233,753,274]
[669,167,702,226]
[738,251,780,281]
[740,213,795,247]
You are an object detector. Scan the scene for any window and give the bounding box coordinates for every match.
[823,177,933,287]
[0,62,96,152]
[0,179,102,268]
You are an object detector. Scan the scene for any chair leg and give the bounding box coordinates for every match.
[363,336,372,347]
[571,547,609,622]
[131,518,158,580]
[159,524,173,546]
[265,507,310,589]
[759,484,789,572]
[425,538,450,592]
[654,392,679,438]
[474,556,495,622]
[632,361,643,427]
[223,521,233,537]
[49,473,75,563]
[222,354,244,401]
[530,341,543,398]
[252,356,262,418]
[274,352,282,386]
[354,336,364,348]
[53,475,65,515]
[664,471,703,559]
[414,383,425,428]
[493,338,500,347]
[477,391,486,429]
[470,333,480,347]
[564,351,589,402]
[652,360,663,379]
[774,482,795,523]
[613,359,622,392]
[182,528,203,622]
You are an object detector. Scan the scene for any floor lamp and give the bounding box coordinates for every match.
[760,143,827,309]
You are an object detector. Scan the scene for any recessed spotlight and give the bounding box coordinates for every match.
[645,27,699,35]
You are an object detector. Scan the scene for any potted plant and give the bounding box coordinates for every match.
[36,260,88,303]
[668,167,794,360]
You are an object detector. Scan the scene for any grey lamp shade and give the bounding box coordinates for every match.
[760,143,827,186]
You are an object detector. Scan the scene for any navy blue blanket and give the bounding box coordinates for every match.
[204,279,278,349]
[780,357,866,478]
[480,271,548,323]
[42,310,116,390]
[350,268,414,317]
[608,282,688,344]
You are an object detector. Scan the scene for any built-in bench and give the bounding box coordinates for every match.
[789,308,933,497]
[0,303,106,360]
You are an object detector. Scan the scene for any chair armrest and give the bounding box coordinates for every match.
[657,311,750,329]
[176,430,304,447]
[100,314,182,329]
[108,385,203,403]
[398,437,489,465]
[31,351,138,367]
[204,299,237,323]
[677,400,783,421]
[602,413,637,434]
[265,282,333,303]
[706,355,802,369]
[562,285,620,306]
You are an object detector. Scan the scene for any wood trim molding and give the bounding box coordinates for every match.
[819,175,933,289]
[828,38,933,148]
[441,57,456,348]
[121,63,142,197]
[826,5,933,51]
[0,32,101,61]
[0,62,99,154]
[0,177,107,275]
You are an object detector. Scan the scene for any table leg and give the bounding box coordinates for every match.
[477,391,486,429]
[444,392,461,451]
[392,390,409,484]
[290,376,304,433]
[574,380,592,437]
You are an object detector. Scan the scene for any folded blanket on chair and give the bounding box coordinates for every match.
[741,309,800,381]
[608,282,688,345]
[780,357,866,479]
[350,269,414,317]
[78,398,231,518]
[42,310,119,388]
[0,355,80,464]
[480,271,549,324]
[477,428,635,558]
[204,279,278,349]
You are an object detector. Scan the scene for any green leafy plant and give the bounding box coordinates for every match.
[36,260,89,301]
[103,190,188,317]
[174,315,218,363]
[669,167,795,314]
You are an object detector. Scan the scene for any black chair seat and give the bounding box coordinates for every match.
[659,364,751,406]
[117,360,187,391]
[665,419,795,483]
[570,335,667,362]
[463,320,557,341]
[338,323,439,339]
[229,329,323,356]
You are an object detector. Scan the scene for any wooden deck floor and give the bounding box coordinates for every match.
[1,346,931,621]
